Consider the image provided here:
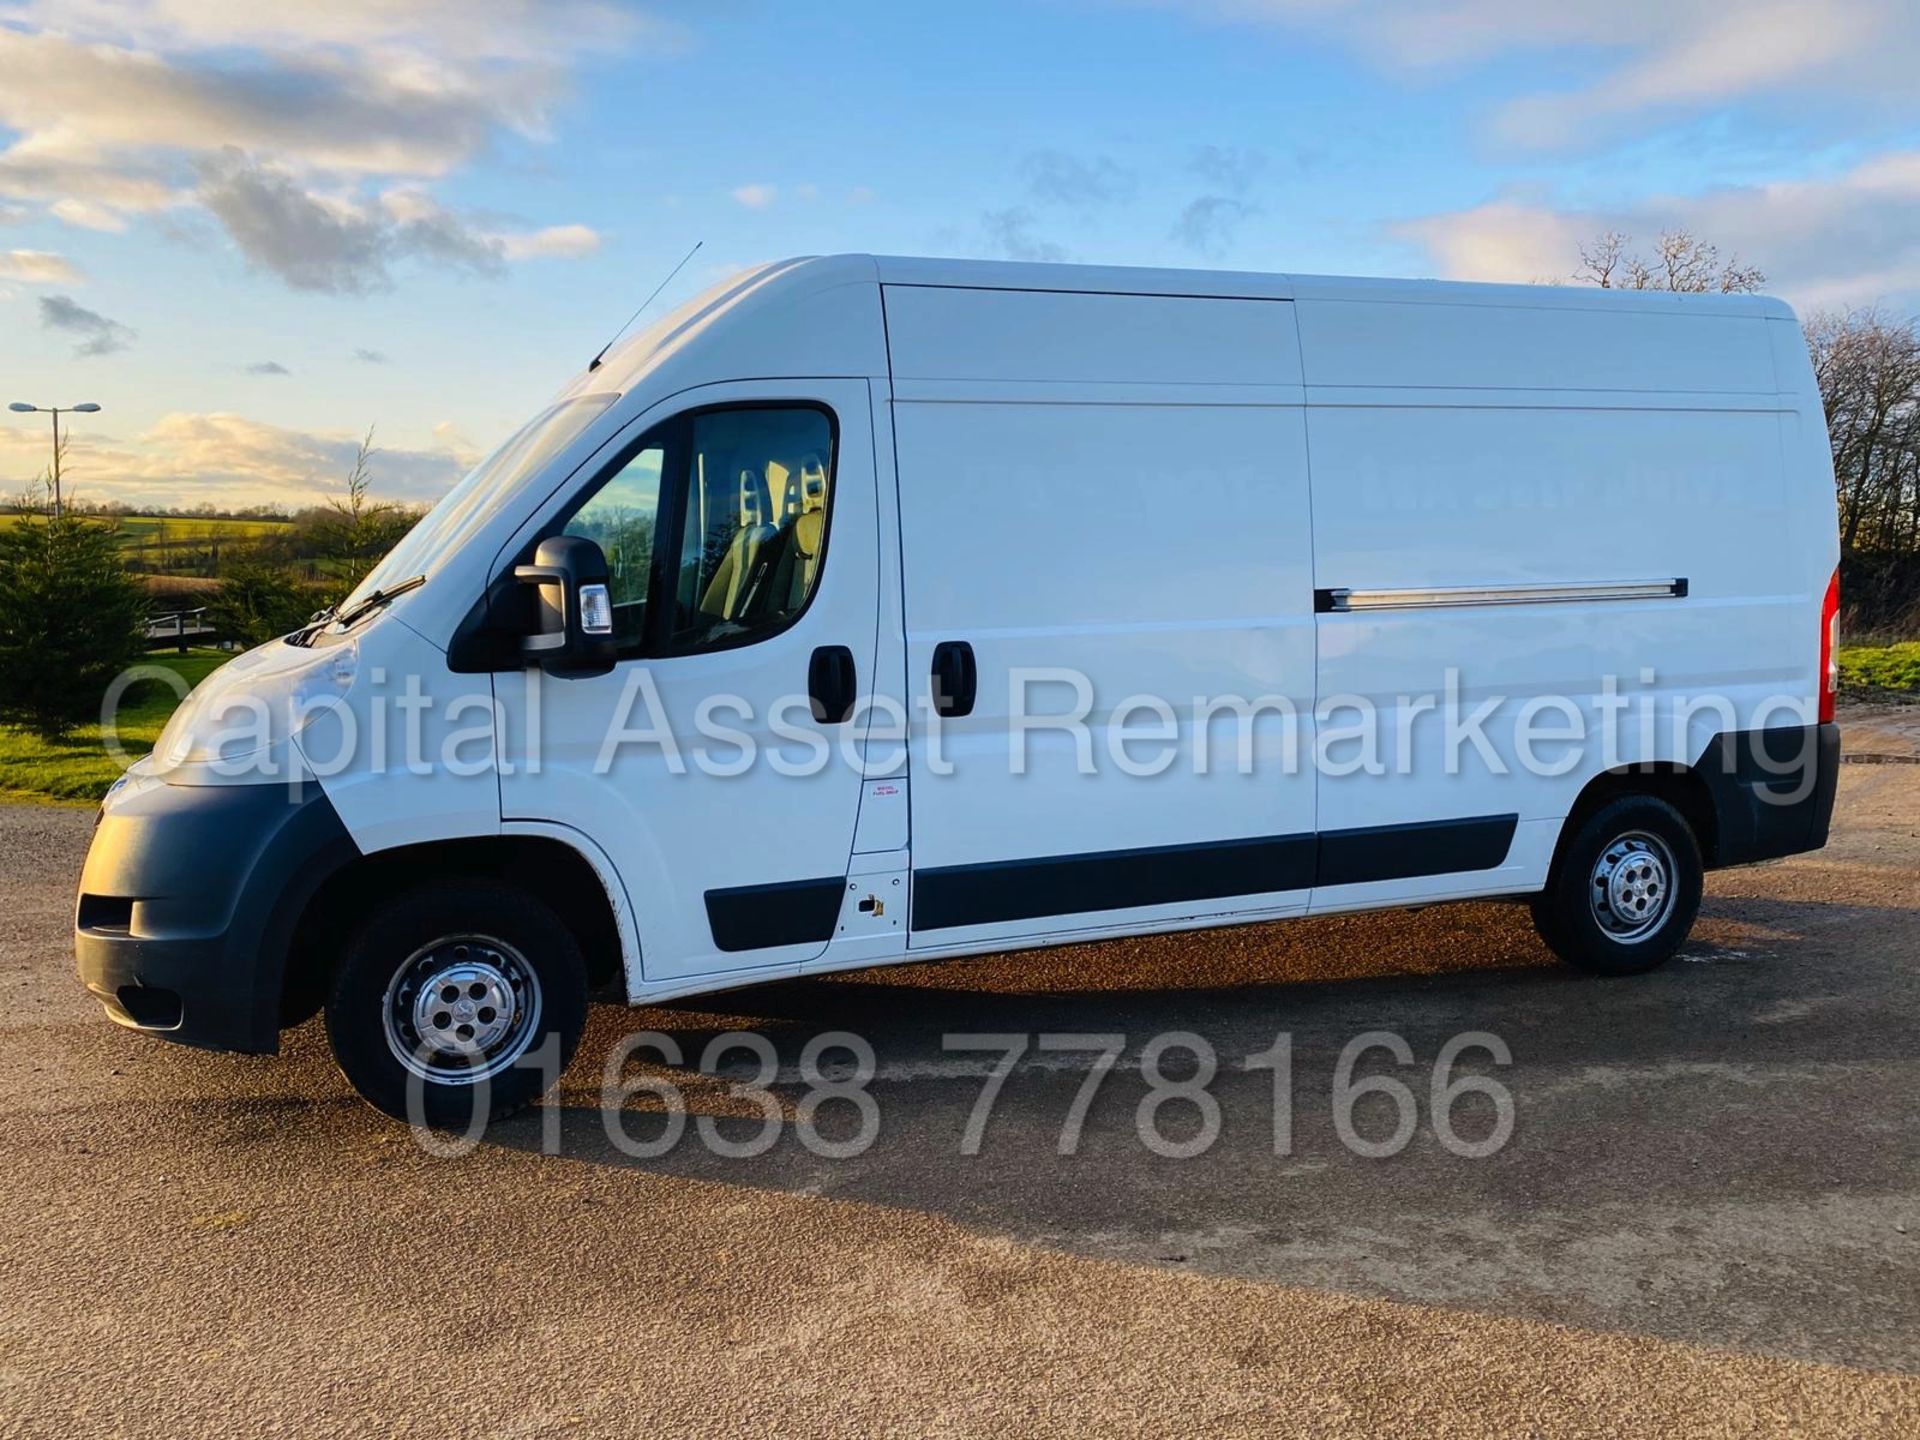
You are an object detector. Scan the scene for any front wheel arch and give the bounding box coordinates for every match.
[280,835,623,1031]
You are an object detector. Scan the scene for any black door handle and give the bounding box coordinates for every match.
[930,640,976,719]
[808,645,856,724]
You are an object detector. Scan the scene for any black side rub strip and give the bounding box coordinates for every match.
[911,815,1518,932]
[705,877,845,952]
[912,834,1318,934]
[1314,814,1518,888]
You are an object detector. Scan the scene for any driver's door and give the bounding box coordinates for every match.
[496,380,879,985]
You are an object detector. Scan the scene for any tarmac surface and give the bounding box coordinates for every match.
[2,705,1916,1436]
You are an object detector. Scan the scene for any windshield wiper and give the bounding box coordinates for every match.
[335,573,427,628]
[287,573,426,646]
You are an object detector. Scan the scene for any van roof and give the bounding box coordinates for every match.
[863,253,1796,320]
[581,252,1797,398]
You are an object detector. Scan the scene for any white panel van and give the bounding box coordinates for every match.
[75,256,1843,1124]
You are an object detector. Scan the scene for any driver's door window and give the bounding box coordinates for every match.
[666,407,834,654]
[557,406,834,660]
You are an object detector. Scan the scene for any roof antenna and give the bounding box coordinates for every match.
[588,239,703,372]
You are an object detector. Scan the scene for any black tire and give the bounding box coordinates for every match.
[1531,795,1703,976]
[325,878,588,1127]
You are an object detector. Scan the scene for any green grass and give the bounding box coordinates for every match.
[0,649,228,805]
[0,513,288,541]
[2,513,292,580]
[1838,640,1920,697]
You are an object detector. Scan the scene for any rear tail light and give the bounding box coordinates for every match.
[1819,568,1840,725]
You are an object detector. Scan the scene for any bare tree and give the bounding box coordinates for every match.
[1576,230,1628,290]
[14,431,73,518]
[308,426,416,593]
[334,427,380,528]
[1574,228,1765,294]
[1806,308,1920,557]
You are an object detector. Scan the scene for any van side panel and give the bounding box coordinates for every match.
[885,286,1318,948]
[1296,297,1777,393]
[1299,295,1813,907]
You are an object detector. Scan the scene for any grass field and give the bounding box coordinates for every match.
[1,512,293,579]
[0,649,228,805]
[1839,640,1920,696]
[0,513,288,541]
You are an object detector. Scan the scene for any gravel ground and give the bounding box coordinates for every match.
[1,707,1916,1437]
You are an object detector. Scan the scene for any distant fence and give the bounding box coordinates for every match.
[144,608,219,652]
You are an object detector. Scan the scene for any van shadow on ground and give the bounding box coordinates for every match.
[475,893,1919,1373]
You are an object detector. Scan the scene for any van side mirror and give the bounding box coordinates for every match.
[514,534,618,677]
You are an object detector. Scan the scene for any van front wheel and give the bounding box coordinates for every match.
[326,879,588,1127]
[1531,795,1704,976]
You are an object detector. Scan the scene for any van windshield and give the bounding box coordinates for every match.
[341,392,618,613]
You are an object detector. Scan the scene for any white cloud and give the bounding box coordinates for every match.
[5,0,655,68]
[0,3,644,283]
[1396,148,1920,309]
[431,419,483,470]
[499,223,602,260]
[0,410,472,509]
[0,248,84,283]
[731,184,777,209]
[0,29,511,181]
[1396,200,1590,284]
[48,198,127,232]
[189,155,594,291]
[1135,0,1920,147]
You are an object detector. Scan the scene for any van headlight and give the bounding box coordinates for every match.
[152,640,359,773]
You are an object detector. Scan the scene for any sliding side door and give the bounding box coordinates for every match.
[887,284,1317,952]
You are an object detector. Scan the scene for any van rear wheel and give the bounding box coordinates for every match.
[326,879,588,1127]
[1531,795,1704,976]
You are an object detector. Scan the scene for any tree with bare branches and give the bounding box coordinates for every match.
[306,427,417,595]
[1575,229,1766,294]
[1806,309,1920,554]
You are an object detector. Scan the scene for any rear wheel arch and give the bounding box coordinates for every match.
[279,835,624,1030]
[1553,761,1719,873]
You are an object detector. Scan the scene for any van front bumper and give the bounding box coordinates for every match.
[75,778,358,1054]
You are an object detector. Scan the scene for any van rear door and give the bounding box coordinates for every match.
[886,285,1317,950]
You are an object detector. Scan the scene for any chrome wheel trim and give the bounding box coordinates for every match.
[380,935,543,1084]
[1588,830,1678,943]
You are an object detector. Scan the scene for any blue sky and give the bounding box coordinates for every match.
[3,0,1918,510]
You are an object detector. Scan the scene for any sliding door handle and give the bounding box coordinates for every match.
[808,645,856,724]
[930,640,976,719]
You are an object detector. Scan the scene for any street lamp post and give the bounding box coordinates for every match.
[8,401,101,519]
